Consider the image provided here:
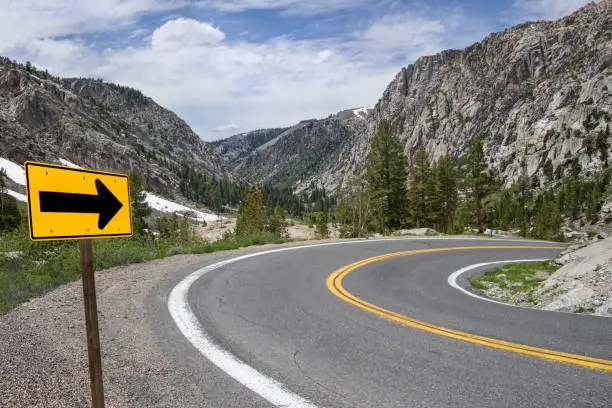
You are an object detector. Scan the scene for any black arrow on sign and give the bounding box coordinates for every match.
[39,179,124,230]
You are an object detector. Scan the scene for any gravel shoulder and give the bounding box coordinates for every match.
[0,238,347,407]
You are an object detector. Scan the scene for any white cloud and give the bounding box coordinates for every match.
[152,18,225,50]
[0,1,185,53]
[211,124,240,132]
[0,3,492,140]
[195,0,369,16]
[511,0,592,21]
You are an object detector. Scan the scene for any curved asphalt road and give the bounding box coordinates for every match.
[157,239,612,408]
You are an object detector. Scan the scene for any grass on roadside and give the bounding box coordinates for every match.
[0,220,289,313]
[471,261,559,303]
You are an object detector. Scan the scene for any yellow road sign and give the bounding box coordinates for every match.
[25,161,133,241]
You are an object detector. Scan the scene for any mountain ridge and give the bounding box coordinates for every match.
[0,58,231,198]
[214,0,611,193]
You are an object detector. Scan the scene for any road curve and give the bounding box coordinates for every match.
[163,238,611,408]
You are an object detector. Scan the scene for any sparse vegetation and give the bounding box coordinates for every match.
[471,261,560,303]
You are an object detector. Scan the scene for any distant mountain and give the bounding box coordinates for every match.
[217,108,372,192]
[215,0,611,193]
[0,59,230,196]
[212,128,288,162]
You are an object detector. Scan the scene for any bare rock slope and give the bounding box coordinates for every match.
[220,0,612,193]
[0,59,230,196]
[538,238,612,316]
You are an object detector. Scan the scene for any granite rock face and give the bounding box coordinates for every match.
[220,0,612,193]
[0,60,230,195]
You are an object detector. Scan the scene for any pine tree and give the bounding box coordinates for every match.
[366,120,409,232]
[427,160,441,228]
[466,141,490,233]
[315,211,330,239]
[0,169,21,232]
[267,203,288,238]
[129,171,152,234]
[435,155,458,233]
[409,146,432,228]
[335,176,371,238]
[235,184,267,236]
[585,184,601,223]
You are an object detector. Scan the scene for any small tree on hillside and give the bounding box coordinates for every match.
[315,211,330,239]
[0,169,22,232]
[235,184,267,236]
[335,176,372,238]
[267,203,288,238]
[129,171,152,234]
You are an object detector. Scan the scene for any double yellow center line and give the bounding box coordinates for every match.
[326,246,612,372]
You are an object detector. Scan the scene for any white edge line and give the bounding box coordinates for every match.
[448,259,548,306]
[447,259,612,318]
[168,238,562,408]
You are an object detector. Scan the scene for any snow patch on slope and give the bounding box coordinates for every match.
[353,107,373,119]
[0,158,25,185]
[145,193,223,223]
[7,190,27,202]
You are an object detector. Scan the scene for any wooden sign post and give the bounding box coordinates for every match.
[24,161,133,408]
[79,239,105,408]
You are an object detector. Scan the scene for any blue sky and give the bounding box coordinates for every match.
[0,0,593,140]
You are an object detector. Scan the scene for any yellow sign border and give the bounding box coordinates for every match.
[25,161,134,241]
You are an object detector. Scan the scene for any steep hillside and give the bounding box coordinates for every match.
[0,59,230,196]
[221,108,371,191]
[353,0,612,188]
[216,0,611,194]
[212,127,288,162]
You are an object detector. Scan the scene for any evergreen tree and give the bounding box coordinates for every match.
[0,169,21,232]
[532,191,562,241]
[567,158,582,220]
[315,211,330,239]
[366,120,409,232]
[235,184,267,236]
[129,171,152,234]
[409,146,432,228]
[267,203,288,238]
[435,155,458,233]
[466,141,491,233]
[427,159,441,228]
[335,176,372,238]
[585,183,602,223]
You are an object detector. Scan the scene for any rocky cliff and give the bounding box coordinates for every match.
[361,0,611,188]
[219,0,611,194]
[0,59,229,195]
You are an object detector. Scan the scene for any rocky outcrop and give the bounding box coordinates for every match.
[358,0,612,187]
[0,60,230,196]
[537,237,612,316]
[217,0,612,194]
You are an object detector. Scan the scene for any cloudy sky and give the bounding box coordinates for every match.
[0,0,592,140]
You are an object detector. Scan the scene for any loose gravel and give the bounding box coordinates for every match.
[0,249,247,408]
